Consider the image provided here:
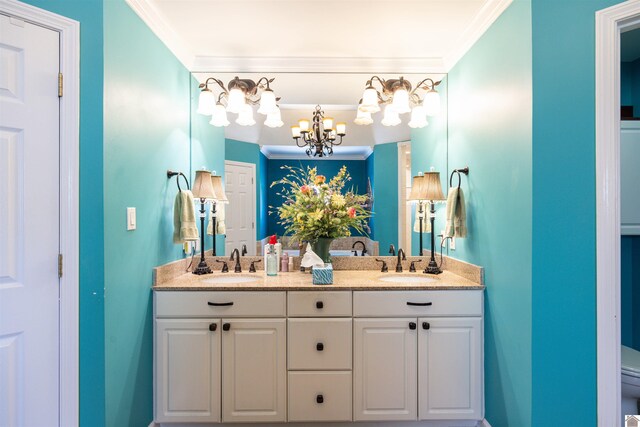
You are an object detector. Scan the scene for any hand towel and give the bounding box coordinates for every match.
[207,202,226,235]
[444,187,467,238]
[413,203,432,233]
[173,190,199,244]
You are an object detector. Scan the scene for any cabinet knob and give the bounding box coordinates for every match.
[422,322,430,330]
[409,322,417,330]
[316,342,324,351]
[209,323,217,332]
[316,394,324,404]
[223,323,230,331]
[316,301,324,309]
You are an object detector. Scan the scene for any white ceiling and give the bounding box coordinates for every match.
[127,0,512,157]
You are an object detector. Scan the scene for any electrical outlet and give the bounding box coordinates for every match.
[450,237,456,250]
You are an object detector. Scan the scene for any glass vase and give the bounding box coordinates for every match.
[311,238,333,264]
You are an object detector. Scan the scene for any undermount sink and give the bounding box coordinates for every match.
[378,275,438,284]
[202,275,261,284]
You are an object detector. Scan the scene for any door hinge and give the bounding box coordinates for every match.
[252,222,254,229]
[58,254,63,278]
[58,73,63,97]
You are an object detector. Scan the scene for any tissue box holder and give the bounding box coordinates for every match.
[312,263,333,285]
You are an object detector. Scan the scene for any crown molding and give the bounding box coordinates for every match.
[443,0,513,70]
[261,145,373,161]
[125,0,195,70]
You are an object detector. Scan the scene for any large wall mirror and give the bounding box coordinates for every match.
[190,72,449,257]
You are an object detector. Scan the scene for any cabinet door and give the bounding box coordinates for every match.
[222,318,286,422]
[621,122,640,234]
[155,319,221,423]
[353,318,417,421]
[418,317,482,420]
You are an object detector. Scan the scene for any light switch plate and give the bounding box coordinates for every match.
[127,207,136,230]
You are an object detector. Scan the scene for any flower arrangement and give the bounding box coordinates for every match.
[271,165,370,244]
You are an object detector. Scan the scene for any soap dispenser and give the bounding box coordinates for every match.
[266,235,278,276]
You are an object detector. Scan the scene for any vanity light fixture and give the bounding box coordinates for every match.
[197,76,283,128]
[192,169,217,275]
[291,105,346,157]
[356,76,441,128]
[408,170,445,274]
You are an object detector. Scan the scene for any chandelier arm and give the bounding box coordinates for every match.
[201,77,227,93]
[294,137,308,148]
[366,75,386,88]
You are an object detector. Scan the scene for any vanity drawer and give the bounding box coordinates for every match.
[154,291,286,317]
[353,290,483,317]
[287,291,352,317]
[288,318,352,370]
[288,371,352,422]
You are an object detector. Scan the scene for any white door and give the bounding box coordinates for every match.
[353,318,417,421]
[418,317,483,420]
[0,14,61,427]
[155,319,221,423]
[221,318,286,423]
[224,161,256,256]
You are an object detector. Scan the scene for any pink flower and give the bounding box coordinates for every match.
[347,207,356,218]
[300,185,311,195]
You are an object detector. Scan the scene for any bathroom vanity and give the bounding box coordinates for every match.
[152,268,484,427]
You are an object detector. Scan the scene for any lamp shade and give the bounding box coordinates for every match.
[197,89,215,116]
[381,105,401,126]
[192,170,216,200]
[354,109,373,125]
[323,116,334,131]
[391,88,411,114]
[236,104,256,126]
[423,89,441,116]
[336,122,346,135]
[210,104,230,127]
[408,105,428,129]
[360,87,381,113]
[264,107,283,128]
[226,87,246,113]
[408,172,444,201]
[210,175,228,203]
[257,89,277,115]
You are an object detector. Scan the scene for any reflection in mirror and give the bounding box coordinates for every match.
[190,72,448,256]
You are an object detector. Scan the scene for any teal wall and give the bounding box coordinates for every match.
[225,139,267,241]
[411,77,448,257]
[621,59,640,116]
[20,1,106,425]
[531,0,622,425]
[371,143,399,251]
[622,236,640,351]
[447,2,532,426]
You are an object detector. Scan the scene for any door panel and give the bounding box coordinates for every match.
[0,15,60,426]
[224,161,256,255]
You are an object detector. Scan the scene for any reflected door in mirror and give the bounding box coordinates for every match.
[224,161,256,255]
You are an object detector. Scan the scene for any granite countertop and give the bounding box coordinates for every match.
[152,269,484,291]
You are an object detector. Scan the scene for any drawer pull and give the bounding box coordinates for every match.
[316,394,324,404]
[406,301,432,306]
[209,323,217,332]
[422,322,430,330]
[316,342,324,351]
[222,323,231,331]
[409,322,417,330]
[316,301,324,309]
[208,301,234,306]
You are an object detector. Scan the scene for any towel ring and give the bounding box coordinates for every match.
[449,167,469,189]
[167,170,190,192]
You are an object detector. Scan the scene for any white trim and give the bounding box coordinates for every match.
[596,1,640,425]
[0,1,80,426]
[124,0,194,69]
[397,141,411,252]
[442,0,513,70]
[480,419,493,427]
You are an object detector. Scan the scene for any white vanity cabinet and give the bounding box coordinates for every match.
[353,290,484,422]
[154,291,287,424]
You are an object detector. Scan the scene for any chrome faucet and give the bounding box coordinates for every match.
[230,248,242,273]
[352,240,367,256]
[396,249,406,273]
[389,244,396,256]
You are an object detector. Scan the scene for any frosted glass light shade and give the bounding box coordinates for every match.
[291,126,301,138]
[210,175,228,203]
[264,107,283,128]
[408,105,428,129]
[257,89,277,115]
[323,117,334,131]
[354,109,373,125]
[423,90,441,116]
[209,104,230,127]
[226,88,246,113]
[192,170,216,200]
[197,89,215,116]
[299,119,310,132]
[381,105,400,126]
[336,122,346,135]
[236,104,256,126]
[392,88,411,114]
[360,87,381,113]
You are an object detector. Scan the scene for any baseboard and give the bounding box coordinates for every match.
[481,419,492,427]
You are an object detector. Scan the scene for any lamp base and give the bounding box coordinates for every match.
[423,260,442,275]
[192,261,212,275]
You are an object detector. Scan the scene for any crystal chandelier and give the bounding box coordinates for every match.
[196,76,283,128]
[356,76,441,128]
[291,105,346,157]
